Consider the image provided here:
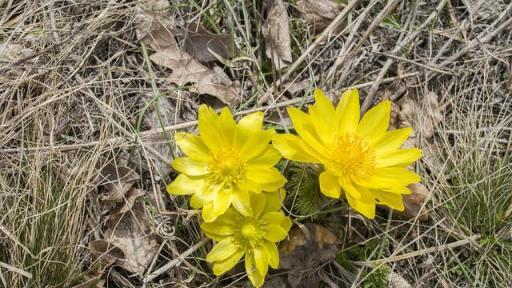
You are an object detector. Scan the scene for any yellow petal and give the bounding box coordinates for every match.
[272,134,322,163]
[198,105,222,151]
[237,112,264,145]
[357,100,391,145]
[336,89,360,134]
[206,237,238,263]
[231,189,253,216]
[345,192,376,219]
[253,245,269,277]
[376,148,422,168]
[245,167,287,192]
[287,107,327,154]
[213,250,244,275]
[374,127,413,154]
[174,132,211,161]
[247,145,282,167]
[172,157,209,176]
[309,89,336,144]
[262,189,286,213]
[202,202,218,222]
[217,108,237,145]
[264,224,288,242]
[190,193,208,209]
[319,171,341,198]
[250,193,267,218]
[262,241,279,269]
[373,190,404,211]
[240,130,275,161]
[238,179,262,194]
[201,221,235,236]
[166,174,201,195]
[339,179,361,199]
[261,212,288,228]
[213,188,232,216]
[245,253,264,288]
[359,168,421,189]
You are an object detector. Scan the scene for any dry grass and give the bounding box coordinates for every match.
[1,0,511,287]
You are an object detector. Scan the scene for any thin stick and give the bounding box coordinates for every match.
[143,237,209,284]
[0,261,32,279]
[352,234,480,266]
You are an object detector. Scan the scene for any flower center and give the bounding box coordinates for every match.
[327,133,376,179]
[241,223,259,240]
[208,147,245,188]
[234,219,266,248]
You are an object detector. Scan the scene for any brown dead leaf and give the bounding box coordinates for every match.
[111,188,145,215]
[134,0,175,49]
[398,91,443,140]
[0,42,33,63]
[104,201,159,274]
[296,0,343,33]
[182,26,239,63]
[400,183,431,221]
[150,47,239,107]
[262,0,292,68]
[89,240,126,268]
[389,272,412,288]
[96,161,140,203]
[279,223,338,288]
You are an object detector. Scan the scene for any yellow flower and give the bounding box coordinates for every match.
[201,191,292,287]
[273,88,422,219]
[166,105,287,222]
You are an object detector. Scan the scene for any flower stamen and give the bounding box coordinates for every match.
[327,133,376,179]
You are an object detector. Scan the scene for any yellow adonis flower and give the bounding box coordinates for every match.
[273,88,422,219]
[166,105,287,222]
[201,191,291,288]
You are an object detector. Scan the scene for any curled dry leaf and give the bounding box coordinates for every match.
[389,271,412,288]
[89,239,126,268]
[96,161,140,204]
[262,0,292,68]
[134,0,176,50]
[104,201,159,275]
[182,26,239,63]
[400,183,431,222]
[398,91,443,140]
[296,0,343,33]
[0,42,33,63]
[279,223,338,288]
[150,47,239,107]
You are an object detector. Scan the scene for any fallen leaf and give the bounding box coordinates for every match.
[182,26,239,63]
[89,240,126,268]
[104,201,159,275]
[279,223,338,288]
[398,91,443,140]
[296,0,343,33]
[262,0,292,68]
[400,183,431,221]
[111,188,145,215]
[388,271,412,288]
[150,47,239,107]
[96,161,140,203]
[0,41,33,63]
[134,0,174,47]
